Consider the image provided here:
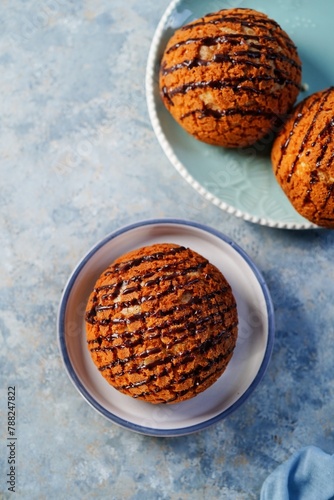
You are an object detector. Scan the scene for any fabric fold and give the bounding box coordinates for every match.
[261,446,334,500]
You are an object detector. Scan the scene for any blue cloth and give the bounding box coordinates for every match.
[261,446,334,500]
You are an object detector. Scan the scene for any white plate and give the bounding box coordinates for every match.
[57,219,274,436]
[145,0,333,229]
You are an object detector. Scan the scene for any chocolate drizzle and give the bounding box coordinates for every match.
[287,90,332,183]
[162,38,301,76]
[160,9,301,132]
[89,300,235,352]
[115,344,236,403]
[86,259,211,323]
[106,245,186,274]
[166,33,279,54]
[275,88,334,185]
[181,106,276,121]
[273,87,334,225]
[162,74,299,102]
[182,12,295,48]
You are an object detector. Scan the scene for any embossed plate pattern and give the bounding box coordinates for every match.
[146,0,334,228]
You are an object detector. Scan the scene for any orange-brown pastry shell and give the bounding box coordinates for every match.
[85,243,238,404]
[271,87,334,228]
[159,8,302,148]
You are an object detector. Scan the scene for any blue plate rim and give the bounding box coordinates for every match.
[57,218,275,436]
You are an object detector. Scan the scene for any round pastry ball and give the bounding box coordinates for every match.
[272,87,334,228]
[159,7,302,148]
[85,243,238,404]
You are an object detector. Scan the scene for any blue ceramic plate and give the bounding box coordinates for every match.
[58,219,274,436]
[146,0,333,228]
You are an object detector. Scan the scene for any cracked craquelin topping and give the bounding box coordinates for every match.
[85,243,238,404]
[272,87,334,228]
[159,7,302,148]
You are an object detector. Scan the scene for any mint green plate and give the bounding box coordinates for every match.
[146,0,333,228]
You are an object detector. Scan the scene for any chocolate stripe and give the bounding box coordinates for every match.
[180,13,296,49]
[131,345,236,402]
[111,330,237,394]
[88,302,237,348]
[181,106,276,121]
[163,41,301,75]
[166,33,279,54]
[274,96,321,176]
[111,245,187,273]
[287,89,333,182]
[163,75,300,102]
[94,283,229,316]
[86,259,210,324]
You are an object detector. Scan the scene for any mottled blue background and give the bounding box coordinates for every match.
[0,1,334,498]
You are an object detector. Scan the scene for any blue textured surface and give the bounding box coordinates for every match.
[1,1,334,498]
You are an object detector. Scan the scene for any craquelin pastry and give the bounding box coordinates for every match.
[85,243,238,404]
[271,87,334,228]
[159,7,302,148]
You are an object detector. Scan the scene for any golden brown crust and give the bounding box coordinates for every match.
[271,87,334,228]
[85,243,238,404]
[159,8,301,148]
